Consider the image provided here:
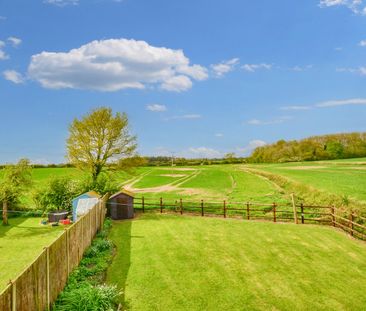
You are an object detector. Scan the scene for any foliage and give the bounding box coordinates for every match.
[33,177,80,212]
[249,132,366,163]
[67,107,137,182]
[0,158,32,207]
[79,172,120,196]
[53,219,120,311]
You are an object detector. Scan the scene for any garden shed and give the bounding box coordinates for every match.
[108,189,135,220]
[72,191,100,222]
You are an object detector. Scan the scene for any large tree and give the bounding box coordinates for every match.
[67,107,137,183]
[0,159,32,225]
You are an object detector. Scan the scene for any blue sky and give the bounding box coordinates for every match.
[1,0,366,163]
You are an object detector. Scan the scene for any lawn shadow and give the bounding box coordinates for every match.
[0,217,29,238]
[108,219,132,310]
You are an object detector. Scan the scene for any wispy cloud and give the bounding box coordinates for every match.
[336,66,366,75]
[0,16,6,21]
[242,63,272,72]
[186,147,222,158]
[319,0,366,15]
[146,104,167,112]
[316,98,366,107]
[280,105,312,111]
[247,116,292,125]
[280,98,366,110]
[211,58,240,77]
[215,133,224,138]
[289,65,313,72]
[7,37,22,47]
[0,41,9,60]
[3,70,25,84]
[44,0,79,6]
[165,114,202,121]
[359,40,366,46]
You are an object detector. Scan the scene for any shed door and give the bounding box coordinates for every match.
[117,197,128,219]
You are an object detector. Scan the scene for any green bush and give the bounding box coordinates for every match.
[55,283,120,311]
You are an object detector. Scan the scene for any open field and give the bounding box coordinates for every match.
[1,158,365,210]
[247,158,366,204]
[0,218,62,290]
[107,214,366,311]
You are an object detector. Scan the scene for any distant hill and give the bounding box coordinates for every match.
[249,132,366,163]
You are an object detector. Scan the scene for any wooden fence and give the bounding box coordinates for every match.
[133,197,366,241]
[0,196,107,311]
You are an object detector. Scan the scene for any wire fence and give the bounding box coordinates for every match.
[0,195,108,311]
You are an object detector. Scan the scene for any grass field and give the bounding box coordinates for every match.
[107,214,366,311]
[1,158,365,210]
[246,159,366,203]
[0,218,63,290]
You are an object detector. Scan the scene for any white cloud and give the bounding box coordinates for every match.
[28,38,208,92]
[215,133,224,138]
[165,114,202,120]
[0,16,6,21]
[236,140,267,156]
[280,105,312,111]
[187,147,222,158]
[3,70,25,84]
[359,40,366,46]
[337,66,366,75]
[316,98,366,107]
[247,116,292,125]
[7,36,22,47]
[146,104,167,112]
[0,41,8,60]
[281,98,366,111]
[211,58,239,77]
[242,63,272,72]
[44,0,79,6]
[289,65,313,72]
[319,0,366,15]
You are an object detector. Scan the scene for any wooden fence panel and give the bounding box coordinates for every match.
[49,232,68,304]
[0,284,12,311]
[0,200,106,311]
[15,250,48,311]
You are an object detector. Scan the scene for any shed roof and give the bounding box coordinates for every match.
[73,191,100,201]
[109,189,135,199]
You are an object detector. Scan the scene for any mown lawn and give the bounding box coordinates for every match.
[107,214,366,311]
[0,218,63,290]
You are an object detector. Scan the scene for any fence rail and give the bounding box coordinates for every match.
[0,195,107,311]
[133,196,366,241]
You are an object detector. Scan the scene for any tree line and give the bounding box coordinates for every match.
[249,132,366,163]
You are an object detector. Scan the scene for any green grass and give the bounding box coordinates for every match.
[248,160,366,203]
[107,214,366,311]
[0,218,63,290]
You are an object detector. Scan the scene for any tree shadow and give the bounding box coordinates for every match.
[0,217,29,238]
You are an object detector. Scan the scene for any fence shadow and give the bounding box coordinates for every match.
[107,219,132,310]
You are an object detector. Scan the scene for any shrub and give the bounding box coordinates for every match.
[55,283,120,311]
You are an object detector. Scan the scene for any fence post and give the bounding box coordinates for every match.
[349,212,354,237]
[180,199,183,215]
[142,196,145,213]
[65,229,70,275]
[160,197,163,214]
[273,203,277,222]
[331,206,336,227]
[201,200,204,217]
[45,247,50,310]
[246,202,250,220]
[11,281,16,311]
[291,193,298,224]
[301,203,304,224]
